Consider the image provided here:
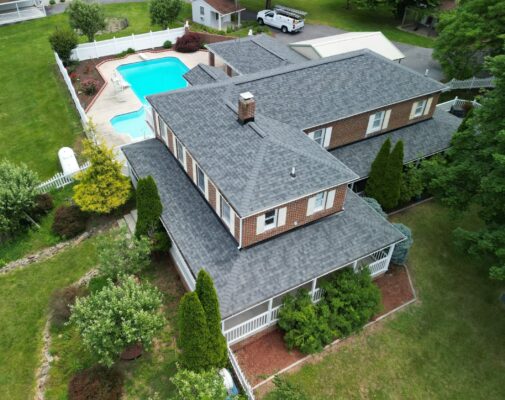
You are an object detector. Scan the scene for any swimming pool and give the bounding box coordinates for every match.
[110,57,189,139]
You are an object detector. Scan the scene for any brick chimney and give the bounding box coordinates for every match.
[238,92,255,125]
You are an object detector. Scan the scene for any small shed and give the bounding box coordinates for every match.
[191,0,245,31]
[289,32,405,62]
[58,147,80,176]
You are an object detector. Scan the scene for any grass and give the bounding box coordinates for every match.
[241,0,435,48]
[0,3,191,179]
[45,256,186,400]
[0,186,74,267]
[0,237,101,400]
[264,201,505,399]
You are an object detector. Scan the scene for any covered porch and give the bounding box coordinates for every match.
[0,0,46,25]
[222,244,395,345]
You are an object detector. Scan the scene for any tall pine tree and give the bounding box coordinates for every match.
[196,270,228,368]
[382,140,404,210]
[177,292,211,371]
[135,176,163,238]
[365,138,391,206]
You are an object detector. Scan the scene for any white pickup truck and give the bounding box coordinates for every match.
[257,7,305,33]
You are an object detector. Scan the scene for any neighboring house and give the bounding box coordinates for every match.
[0,0,46,26]
[122,35,461,345]
[191,0,245,31]
[289,32,405,62]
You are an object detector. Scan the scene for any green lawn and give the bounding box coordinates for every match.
[45,257,185,400]
[0,3,191,179]
[0,237,100,400]
[264,201,505,399]
[241,0,435,48]
[0,186,74,267]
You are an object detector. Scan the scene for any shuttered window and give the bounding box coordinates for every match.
[256,206,287,235]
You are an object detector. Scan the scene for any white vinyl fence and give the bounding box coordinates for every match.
[37,161,91,193]
[228,348,255,400]
[54,52,89,129]
[71,28,186,61]
[446,76,495,90]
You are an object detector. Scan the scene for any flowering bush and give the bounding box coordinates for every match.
[69,72,79,83]
[81,79,99,95]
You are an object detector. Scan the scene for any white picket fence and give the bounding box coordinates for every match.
[54,52,89,129]
[37,161,91,193]
[71,28,186,61]
[446,76,495,90]
[228,348,255,400]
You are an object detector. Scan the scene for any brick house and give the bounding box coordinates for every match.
[122,35,461,345]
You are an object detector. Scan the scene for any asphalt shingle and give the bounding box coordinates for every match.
[183,63,229,86]
[122,139,405,317]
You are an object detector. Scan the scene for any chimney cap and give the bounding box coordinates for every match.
[240,91,254,101]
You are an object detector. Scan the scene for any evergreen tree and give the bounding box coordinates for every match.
[391,223,413,264]
[382,140,404,210]
[365,138,391,205]
[196,270,228,368]
[177,292,211,371]
[135,176,163,238]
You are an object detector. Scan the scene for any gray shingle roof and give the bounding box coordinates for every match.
[206,34,307,75]
[149,84,358,216]
[331,109,462,178]
[122,139,405,317]
[183,63,229,86]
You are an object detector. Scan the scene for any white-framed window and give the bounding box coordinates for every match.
[264,209,277,230]
[414,99,427,117]
[306,189,337,216]
[200,5,204,15]
[196,165,206,193]
[160,121,168,144]
[175,138,185,165]
[221,198,231,227]
[366,111,385,134]
[308,127,333,148]
[313,192,326,213]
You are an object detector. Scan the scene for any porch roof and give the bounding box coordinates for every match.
[204,0,245,15]
[123,139,405,318]
[331,109,462,179]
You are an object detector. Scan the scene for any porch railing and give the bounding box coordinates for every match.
[228,347,255,399]
[436,96,481,113]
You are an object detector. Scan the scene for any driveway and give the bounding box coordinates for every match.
[271,24,444,81]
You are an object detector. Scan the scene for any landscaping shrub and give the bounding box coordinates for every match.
[135,176,162,238]
[116,47,135,58]
[321,268,381,336]
[73,140,131,214]
[150,229,171,253]
[49,27,78,66]
[400,163,425,204]
[69,72,78,83]
[88,275,108,293]
[52,205,87,239]
[49,0,56,5]
[32,193,54,219]
[70,276,165,366]
[278,290,336,354]
[174,32,202,53]
[0,160,39,238]
[391,223,414,265]
[68,365,123,400]
[269,376,308,400]
[149,0,182,30]
[163,40,172,49]
[81,79,99,96]
[67,0,106,42]
[49,285,87,328]
[171,367,228,400]
[97,227,151,281]
[195,270,228,368]
[362,197,387,218]
[177,292,211,371]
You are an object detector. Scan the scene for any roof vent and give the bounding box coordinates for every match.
[238,92,255,125]
[290,166,296,178]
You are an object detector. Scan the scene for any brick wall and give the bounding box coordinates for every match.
[307,93,440,150]
[241,185,347,248]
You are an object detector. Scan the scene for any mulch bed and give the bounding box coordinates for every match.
[68,58,108,110]
[233,264,415,386]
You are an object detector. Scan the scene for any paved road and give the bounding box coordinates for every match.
[270,24,443,81]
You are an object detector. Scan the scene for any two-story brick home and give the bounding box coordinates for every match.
[122,36,461,344]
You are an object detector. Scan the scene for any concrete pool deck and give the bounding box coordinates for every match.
[87,50,209,148]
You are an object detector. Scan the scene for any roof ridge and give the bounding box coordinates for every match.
[251,35,289,61]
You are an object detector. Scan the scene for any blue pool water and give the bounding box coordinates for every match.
[110,57,189,139]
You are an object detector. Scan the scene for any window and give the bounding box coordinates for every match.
[308,127,332,148]
[221,198,231,227]
[312,129,324,146]
[264,209,277,230]
[175,138,185,165]
[160,121,168,144]
[413,100,427,117]
[313,192,326,213]
[196,165,206,193]
[366,111,385,134]
[200,6,204,15]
